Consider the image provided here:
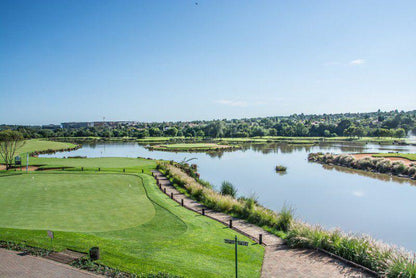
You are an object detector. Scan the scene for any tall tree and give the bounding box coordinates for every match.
[0,130,24,170]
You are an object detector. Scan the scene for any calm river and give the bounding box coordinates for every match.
[41,142,416,251]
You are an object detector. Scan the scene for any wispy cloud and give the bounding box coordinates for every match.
[323,59,366,66]
[216,99,249,107]
[352,190,365,197]
[349,59,366,65]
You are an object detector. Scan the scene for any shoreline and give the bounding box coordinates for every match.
[308,152,416,180]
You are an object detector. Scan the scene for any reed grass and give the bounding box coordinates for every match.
[157,162,292,232]
[158,161,416,277]
[286,222,416,277]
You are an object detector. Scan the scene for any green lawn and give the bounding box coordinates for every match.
[0,172,263,277]
[28,157,156,172]
[17,139,77,155]
[0,139,77,164]
[372,153,416,161]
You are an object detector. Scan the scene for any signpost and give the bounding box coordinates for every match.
[15,156,21,170]
[224,235,249,278]
[47,230,54,249]
[26,153,29,173]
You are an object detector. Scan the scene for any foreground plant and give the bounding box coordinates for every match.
[286,222,416,277]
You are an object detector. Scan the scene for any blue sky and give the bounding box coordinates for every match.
[1,0,415,125]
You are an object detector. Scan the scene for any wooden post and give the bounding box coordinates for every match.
[164,188,166,193]
[170,192,173,199]
[229,219,233,228]
[98,167,100,172]
[89,247,100,260]
[142,169,144,173]
[81,167,83,171]
[123,168,125,173]
[259,234,263,245]
[181,199,184,206]
[202,209,205,215]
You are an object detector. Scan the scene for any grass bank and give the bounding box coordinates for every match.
[158,162,416,277]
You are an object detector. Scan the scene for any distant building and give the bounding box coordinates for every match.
[42,124,61,129]
[61,122,94,129]
[61,121,137,129]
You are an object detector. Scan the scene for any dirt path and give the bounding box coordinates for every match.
[0,164,39,171]
[0,248,101,278]
[351,153,414,166]
[152,170,373,278]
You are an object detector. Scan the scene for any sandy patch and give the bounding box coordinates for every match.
[0,164,39,171]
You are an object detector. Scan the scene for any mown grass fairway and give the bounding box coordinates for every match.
[0,171,263,277]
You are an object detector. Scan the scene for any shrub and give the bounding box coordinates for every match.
[276,205,294,232]
[391,162,406,175]
[275,165,287,172]
[199,179,213,189]
[407,167,416,176]
[375,159,392,173]
[220,181,237,197]
[356,157,374,170]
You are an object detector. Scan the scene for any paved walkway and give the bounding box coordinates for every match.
[152,170,374,278]
[0,248,100,278]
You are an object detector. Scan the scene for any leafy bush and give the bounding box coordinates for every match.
[275,165,287,172]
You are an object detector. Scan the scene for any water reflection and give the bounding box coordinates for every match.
[321,164,416,185]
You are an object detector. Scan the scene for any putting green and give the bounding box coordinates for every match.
[0,173,155,232]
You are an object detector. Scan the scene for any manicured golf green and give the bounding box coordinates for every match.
[0,174,155,232]
[0,172,264,277]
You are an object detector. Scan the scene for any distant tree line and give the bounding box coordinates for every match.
[1,110,415,139]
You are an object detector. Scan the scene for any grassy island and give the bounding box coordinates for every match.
[146,143,239,152]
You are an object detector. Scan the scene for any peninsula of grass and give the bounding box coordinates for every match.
[372,153,416,161]
[0,171,263,277]
[147,143,239,152]
[17,139,78,154]
[0,139,79,167]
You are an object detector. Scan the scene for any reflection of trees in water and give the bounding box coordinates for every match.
[246,143,313,154]
[321,164,416,186]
